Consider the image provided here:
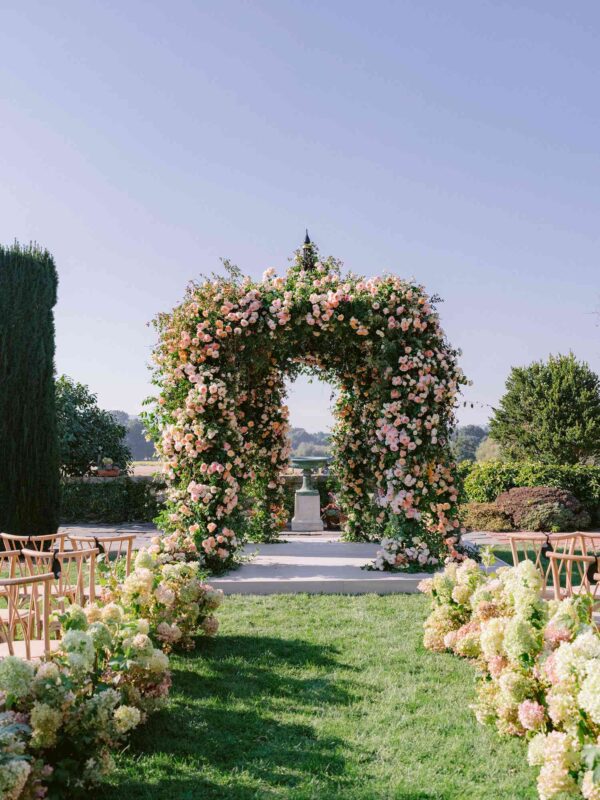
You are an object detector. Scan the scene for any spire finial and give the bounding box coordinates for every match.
[300,229,317,270]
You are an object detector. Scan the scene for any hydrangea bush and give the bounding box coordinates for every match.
[420,558,600,799]
[145,244,467,571]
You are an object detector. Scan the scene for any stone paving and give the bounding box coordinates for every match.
[210,533,430,595]
[57,525,509,594]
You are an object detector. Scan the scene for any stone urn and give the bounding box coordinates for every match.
[290,456,331,532]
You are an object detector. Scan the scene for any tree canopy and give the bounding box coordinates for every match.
[56,376,132,476]
[489,353,600,465]
[451,425,488,462]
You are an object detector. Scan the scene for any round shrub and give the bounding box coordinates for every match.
[496,486,591,531]
[461,502,514,533]
[518,502,591,533]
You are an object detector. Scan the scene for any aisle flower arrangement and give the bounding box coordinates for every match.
[0,540,224,798]
[0,602,170,799]
[420,559,600,799]
[145,243,467,571]
[117,544,224,651]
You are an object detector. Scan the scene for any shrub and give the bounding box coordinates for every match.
[60,478,164,523]
[489,352,600,464]
[462,461,600,512]
[518,501,590,533]
[462,462,520,502]
[496,486,591,531]
[461,502,514,532]
[56,376,132,477]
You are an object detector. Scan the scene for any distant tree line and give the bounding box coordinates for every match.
[288,427,331,457]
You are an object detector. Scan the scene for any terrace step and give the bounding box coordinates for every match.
[210,535,432,595]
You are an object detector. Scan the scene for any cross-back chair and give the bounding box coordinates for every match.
[68,533,135,593]
[0,573,58,660]
[505,532,578,597]
[1,531,68,553]
[544,531,595,604]
[22,547,98,609]
[0,549,26,631]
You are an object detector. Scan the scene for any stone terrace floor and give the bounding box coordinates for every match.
[58,525,508,595]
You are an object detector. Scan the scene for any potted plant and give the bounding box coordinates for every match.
[97,457,120,478]
[321,493,347,531]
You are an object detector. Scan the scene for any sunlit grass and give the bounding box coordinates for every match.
[100,594,537,800]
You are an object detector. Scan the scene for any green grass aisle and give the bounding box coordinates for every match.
[100,595,537,800]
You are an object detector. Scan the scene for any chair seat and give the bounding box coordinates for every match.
[0,638,61,661]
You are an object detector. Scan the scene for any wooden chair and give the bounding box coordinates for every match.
[505,532,578,597]
[0,549,22,582]
[0,550,25,631]
[571,532,600,616]
[22,547,98,609]
[506,532,552,581]
[0,573,59,660]
[546,532,596,602]
[68,533,135,593]
[1,532,68,553]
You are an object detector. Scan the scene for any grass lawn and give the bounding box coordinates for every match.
[100,594,537,800]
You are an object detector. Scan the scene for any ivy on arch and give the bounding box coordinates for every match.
[146,239,467,572]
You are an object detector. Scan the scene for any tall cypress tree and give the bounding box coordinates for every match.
[0,243,60,534]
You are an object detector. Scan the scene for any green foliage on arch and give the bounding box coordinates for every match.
[145,246,466,572]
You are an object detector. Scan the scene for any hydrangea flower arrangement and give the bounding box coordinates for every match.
[0,601,171,799]
[421,557,600,799]
[116,545,224,652]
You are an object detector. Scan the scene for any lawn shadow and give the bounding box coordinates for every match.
[175,632,357,707]
[98,633,356,800]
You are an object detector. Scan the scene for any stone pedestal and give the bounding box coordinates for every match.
[291,491,324,532]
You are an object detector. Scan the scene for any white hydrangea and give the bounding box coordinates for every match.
[480,617,507,660]
[113,704,142,734]
[528,732,547,766]
[554,632,600,683]
[134,548,155,570]
[503,617,539,664]
[578,662,600,724]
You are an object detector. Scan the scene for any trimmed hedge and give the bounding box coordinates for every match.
[461,461,600,512]
[60,478,164,523]
[0,243,61,535]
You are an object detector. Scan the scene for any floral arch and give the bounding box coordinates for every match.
[147,238,467,572]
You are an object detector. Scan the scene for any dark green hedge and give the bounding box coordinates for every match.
[0,243,60,534]
[60,479,164,524]
[460,462,600,511]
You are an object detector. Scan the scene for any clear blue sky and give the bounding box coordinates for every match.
[1,1,599,432]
